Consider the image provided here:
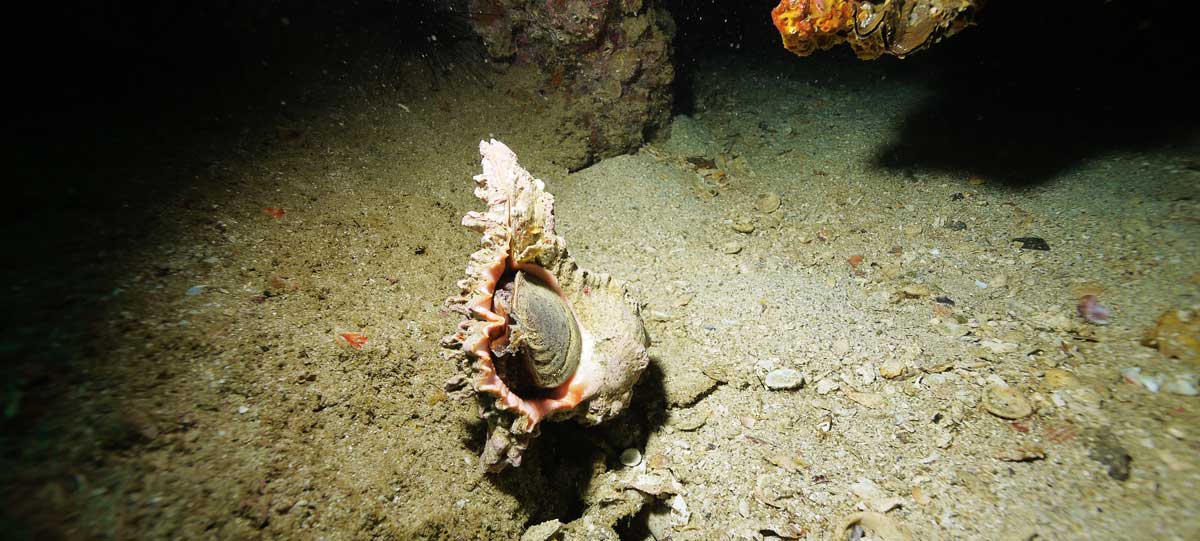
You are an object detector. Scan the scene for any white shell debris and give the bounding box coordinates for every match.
[1121,367,1161,393]
[520,519,562,541]
[983,385,1033,419]
[764,368,805,390]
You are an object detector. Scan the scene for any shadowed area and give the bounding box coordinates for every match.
[871,0,1200,185]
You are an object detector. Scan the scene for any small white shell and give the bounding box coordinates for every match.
[619,448,643,467]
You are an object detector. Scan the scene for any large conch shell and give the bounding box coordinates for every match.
[442,139,650,471]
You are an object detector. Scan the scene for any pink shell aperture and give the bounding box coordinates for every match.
[442,139,650,471]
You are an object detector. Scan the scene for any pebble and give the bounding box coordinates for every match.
[815,379,840,395]
[186,285,207,296]
[1042,368,1080,390]
[978,339,1019,355]
[1142,309,1200,365]
[765,368,805,390]
[879,359,906,379]
[732,221,755,234]
[983,385,1033,419]
[755,192,782,213]
[855,363,876,385]
[620,448,643,467]
[1013,236,1051,251]
[722,241,743,254]
[520,519,563,541]
[670,409,710,431]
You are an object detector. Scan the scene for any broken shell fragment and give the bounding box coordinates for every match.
[442,140,651,471]
[756,192,782,213]
[983,385,1033,420]
[764,368,805,390]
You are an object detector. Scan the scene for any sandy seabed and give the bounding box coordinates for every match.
[4,45,1198,540]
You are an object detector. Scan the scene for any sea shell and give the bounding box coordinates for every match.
[442,139,650,471]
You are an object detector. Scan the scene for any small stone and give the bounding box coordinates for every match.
[673,294,693,307]
[722,241,743,254]
[1042,368,1080,390]
[1142,309,1200,365]
[832,337,851,357]
[1013,236,1051,251]
[521,519,563,541]
[620,448,643,467]
[856,364,876,385]
[849,477,884,502]
[670,409,710,431]
[765,368,805,390]
[980,339,1020,354]
[732,221,755,234]
[669,494,690,526]
[879,359,906,379]
[815,379,840,395]
[756,192,782,213]
[983,385,1033,419]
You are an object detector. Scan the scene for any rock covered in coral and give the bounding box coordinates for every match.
[468,0,674,169]
[771,0,985,59]
[442,139,650,471]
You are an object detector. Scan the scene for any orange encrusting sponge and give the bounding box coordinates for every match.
[770,0,856,56]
